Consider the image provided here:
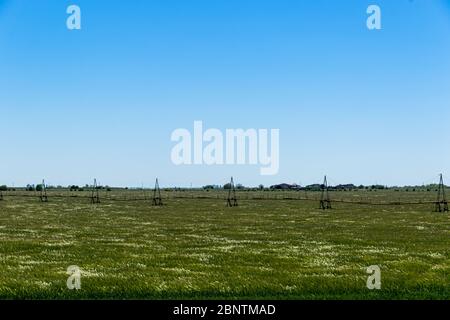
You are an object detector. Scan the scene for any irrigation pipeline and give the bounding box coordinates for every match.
[0,192,437,206]
[328,198,434,206]
[2,193,149,202]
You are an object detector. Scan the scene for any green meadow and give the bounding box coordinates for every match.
[0,189,448,299]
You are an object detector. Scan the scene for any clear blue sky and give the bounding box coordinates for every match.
[1,0,449,188]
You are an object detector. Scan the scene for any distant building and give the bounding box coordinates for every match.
[270,183,301,190]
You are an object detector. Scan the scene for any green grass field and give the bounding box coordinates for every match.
[0,189,448,299]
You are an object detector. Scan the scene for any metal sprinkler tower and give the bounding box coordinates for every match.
[91,179,100,204]
[226,177,238,207]
[40,179,48,202]
[152,178,163,206]
[434,174,448,212]
[320,175,332,210]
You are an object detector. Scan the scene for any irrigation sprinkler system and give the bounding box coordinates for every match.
[434,174,449,212]
[152,178,163,206]
[319,175,332,210]
[39,179,48,203]
[226,177,238,207]
[0,175,448,213]
[90,179,100,204]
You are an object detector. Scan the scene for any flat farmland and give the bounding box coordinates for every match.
[0,189,448,299]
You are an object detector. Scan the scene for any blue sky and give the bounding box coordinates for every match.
[0,0,449,187]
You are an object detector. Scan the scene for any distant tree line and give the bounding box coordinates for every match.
[0,184,112,192]
[0,182,445,193]
[199,183,447,192]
